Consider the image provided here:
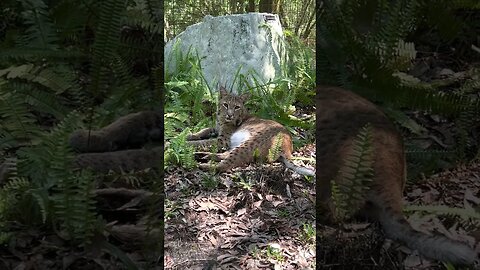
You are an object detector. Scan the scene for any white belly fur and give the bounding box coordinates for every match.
[230,130,251,149]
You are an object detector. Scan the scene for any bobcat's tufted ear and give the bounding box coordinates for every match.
[219,86,228,97]
[239,91,250,102]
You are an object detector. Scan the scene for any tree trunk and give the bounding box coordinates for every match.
[294,0,312,36]
[273,0,281,14]
[301,3,316,40]
[230,0,237,14]
[259,0,274,13]
[277,0,288,28]
[247,0,255,12]
[237,0,245,13]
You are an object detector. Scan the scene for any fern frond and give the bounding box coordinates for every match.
[17,0,59,50]
[370,0,417,59]
[0,87,42,148]
[124,9,162,35]
[332,123,375,221]
[89,0,124,99]
[2,177,30,192]
[30,188,49,223]
[164,129,196,170]
[384,107,428,136]
[16,111,81,186]
[405,204,480,225]
[268,133,285,162]
[455,106,479,160]
[13,110,99,244]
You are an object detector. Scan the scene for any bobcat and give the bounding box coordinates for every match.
[317,85,476,265]
[186,86,314,176]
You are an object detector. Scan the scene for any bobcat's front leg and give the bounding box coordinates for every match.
[187,128,217,141]
[187,135,229,151]
[197,147,248,173]
[186,138,218,150]
[194,151,227,162]
[196,152,229,171]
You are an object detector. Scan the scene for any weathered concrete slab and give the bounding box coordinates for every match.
[165,13,286,93]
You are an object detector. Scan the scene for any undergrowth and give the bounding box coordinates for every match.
[319,0,480,248]
[0,0,163,267]
[318,0,480,177]
[164,31,316,170]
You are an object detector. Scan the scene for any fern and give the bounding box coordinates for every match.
[88,0,124,99]
[368,0,418,62]
[0,176,41,226]
[384,107,427,136]
[0,0,162,259]
[0,85,42,149]
[17,0,59,50]
[405,204,480,230]
[124,7,162,35]
[268,133,285,162]
[389,40,417,71]
[14,111,100,245]
[455,106,478,160]
[164,129,197,170]
[318,0,479,120]
[331,124,375,221]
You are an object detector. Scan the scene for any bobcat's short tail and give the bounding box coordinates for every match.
[279,156,315,176]
[378,206,477,265]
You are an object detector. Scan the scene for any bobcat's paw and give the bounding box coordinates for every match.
[198,163,215,171]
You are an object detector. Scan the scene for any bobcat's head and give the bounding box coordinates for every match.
[218,86,250,126]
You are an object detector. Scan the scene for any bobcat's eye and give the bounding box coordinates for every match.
[234,105,240,110]
[222,103,228,109]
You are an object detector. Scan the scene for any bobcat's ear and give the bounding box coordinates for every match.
[219,86,228,97]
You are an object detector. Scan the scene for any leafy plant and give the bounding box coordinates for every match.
[235,174,254,191]
[164,129,197,169]
[265,245,284,261]
[318,0,480,175]
[268,133,286,162]
[300,222,315,244]
[164,25,316,158]
[331,124,374,221]
[0,0,164,264]
[404,204,480,230]
[201,173,219,190]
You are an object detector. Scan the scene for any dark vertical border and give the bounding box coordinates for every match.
[315,0,321,267]
[144,0,164,267]
[158,0,165,266]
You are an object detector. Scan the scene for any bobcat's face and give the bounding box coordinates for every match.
[218,86,250,126]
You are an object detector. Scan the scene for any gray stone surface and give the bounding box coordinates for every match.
[165,13,286,93]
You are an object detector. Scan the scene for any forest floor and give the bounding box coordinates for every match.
[318,160,480,270]
[163,148,479,270]
[164,144,316,270]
